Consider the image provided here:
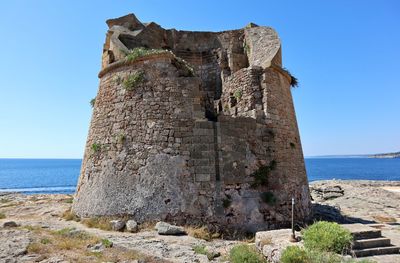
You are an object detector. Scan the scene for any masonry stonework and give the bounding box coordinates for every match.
[73,14,311,232]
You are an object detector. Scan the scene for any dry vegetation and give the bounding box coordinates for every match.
[138,220,157,231]
[24,225,156,262]
[62,208,80,222]
[185,226,220,241]
[81,217,113,231]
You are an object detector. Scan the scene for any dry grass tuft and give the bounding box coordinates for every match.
[186,226,220,241]
[63,197,74,204]
[81,217,112,231]
[21,225,43,233]
[24,226,159,262]
[258,237,273,247]
[62,209,80,222]
[0,212,6,219]
[138,221,157,231]
[27,242,49,254]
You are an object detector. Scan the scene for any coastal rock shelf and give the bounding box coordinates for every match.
[310,180,400,224]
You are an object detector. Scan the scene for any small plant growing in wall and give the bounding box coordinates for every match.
[282,67,299,88]
[91,143,101,154]
[125,47,167,62]
[290,75,298,88]
[233,90,243,101]
[174,56,195,77]
[116,133,126,144]
[260,191,277,205]
[113,75,123,85]
[250,160,277,188]
[223,104,229,112]
[90,97,96,108]
[123,71,144,91]
[244,43,250,54]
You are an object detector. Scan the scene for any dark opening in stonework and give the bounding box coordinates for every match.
[218,101,223,113]
[205,109,218,122]
[230,95,237,107]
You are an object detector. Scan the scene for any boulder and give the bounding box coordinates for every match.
[126,220,138,233]
[155,221,186,235]
[110,220,125,231]
[2,221,19,228]
[87,242,104,253]
[311,185,344,202]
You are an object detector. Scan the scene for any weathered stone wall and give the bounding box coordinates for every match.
[73,14,311,232]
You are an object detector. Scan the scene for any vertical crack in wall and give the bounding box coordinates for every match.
[213,122,221,182]
[213,121,225,217]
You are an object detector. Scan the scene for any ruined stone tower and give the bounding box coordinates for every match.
[73,14,311,232]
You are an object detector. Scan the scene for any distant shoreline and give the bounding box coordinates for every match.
[306,152,400,159]
[368,151,400,159]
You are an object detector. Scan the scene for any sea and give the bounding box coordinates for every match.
[0,158,399,194]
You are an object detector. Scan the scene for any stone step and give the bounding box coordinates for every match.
[352,245,400,257]
[342,224,382,240]
[353,229,382,240]
[352,237,391,249]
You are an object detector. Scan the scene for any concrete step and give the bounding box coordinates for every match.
[352,237,391,249]
[342,223,382,240]
[352,246,400,257]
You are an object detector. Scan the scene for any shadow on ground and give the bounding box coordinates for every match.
[311,203,376,224]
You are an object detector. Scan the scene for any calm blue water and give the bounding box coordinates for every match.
[0,158,399,194]
[0,159,81,194]
[305,157,400,181]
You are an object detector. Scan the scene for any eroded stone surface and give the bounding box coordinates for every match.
[0,229,31,263]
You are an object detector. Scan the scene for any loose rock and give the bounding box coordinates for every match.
[126,220,138,233]
[2,221,19,228]
[110,220,126,231]
[87,242,104,252]
[155,221,186,235]
[310,185,344,202]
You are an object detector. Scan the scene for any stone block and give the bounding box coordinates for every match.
[195,173,211,182]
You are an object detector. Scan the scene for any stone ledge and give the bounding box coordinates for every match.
[98,52,175,78]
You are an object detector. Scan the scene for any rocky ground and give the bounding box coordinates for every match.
[0,193,238,263]
[0,180,399,262]
[310,180,400,224]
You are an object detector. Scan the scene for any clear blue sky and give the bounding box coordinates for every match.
[0,0,399,158]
